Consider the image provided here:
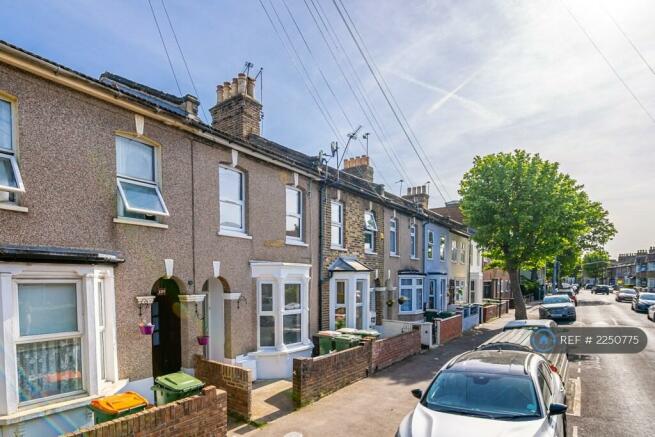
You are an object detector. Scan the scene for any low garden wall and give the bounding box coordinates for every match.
[293,328,421,407]
[194,355,252,420]
[370,329,421,371]
[500,300,509,314]
[483,304,499,322]
[435,314,462,344]
[63,386,227,437]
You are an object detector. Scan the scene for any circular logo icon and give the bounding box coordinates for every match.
[530,328,557,353]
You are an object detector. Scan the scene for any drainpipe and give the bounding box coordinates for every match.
[318,181,325,330]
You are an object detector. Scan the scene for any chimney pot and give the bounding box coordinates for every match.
[246,77,255,98]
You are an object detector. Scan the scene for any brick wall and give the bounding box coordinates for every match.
[293,342,371,407]
[370,329,421,371]
[320,187,385,330]
[436,314,462,344]
[194,355,252,420]
[483,304,499,322]
[293,329,421,407]
[63,386,227,437]
[500,300,509,314]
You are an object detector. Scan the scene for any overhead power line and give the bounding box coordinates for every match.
[304,0,414,186]
[146,0,182,96]
[160,0,209,123]
[280,0,391,186]
[562,1,655,125]
[332,0,449,204]
[601,3,655,76]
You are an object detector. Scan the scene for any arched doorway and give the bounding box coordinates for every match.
[202,277,230,361]
[151,278,182,377]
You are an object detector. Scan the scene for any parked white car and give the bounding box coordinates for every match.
[397,349,567,437]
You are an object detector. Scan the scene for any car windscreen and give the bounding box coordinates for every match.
[543,296,570,304]
[422,371,540,419]
[620,289,636,294]
[639,293,655,300]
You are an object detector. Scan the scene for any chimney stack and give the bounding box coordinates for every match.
[210,72,262,139]
[342,155,374,182]
[402,185,430,209]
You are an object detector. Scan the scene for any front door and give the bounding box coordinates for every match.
[151,278,181,377]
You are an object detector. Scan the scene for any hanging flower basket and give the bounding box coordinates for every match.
[398,295,408,304]
[386,299,395,307]
[139,323,155,335]
[197,335,210,346]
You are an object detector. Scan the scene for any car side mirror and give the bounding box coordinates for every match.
[548,403,567,416]
[411,388,423,399]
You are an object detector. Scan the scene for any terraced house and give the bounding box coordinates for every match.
[0,41,321,435]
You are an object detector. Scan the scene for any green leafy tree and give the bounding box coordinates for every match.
[582,250,610,282]
[459,150,616,319]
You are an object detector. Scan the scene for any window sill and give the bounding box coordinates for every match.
[0,379,128,426]
[113,217,168,229]
[365,251,377,255]
[330,246,347,252]
[285,239,308,247]
[410,257,421,261]
[218,229,253,240]
[0,203,28,213]
[390,253,400,258]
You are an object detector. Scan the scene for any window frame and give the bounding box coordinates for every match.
[451,240,458,262]
[115,134,169,219]
[410,224,418,259]
[282,282,303,346]
[219,165,246,233]
[460,241,466,263]
[330,201,344,248]
[364,210,377,253]
[329,273,371,331]
[389,217,398,256]
[427,230,434,260]
[0,94,25,197]
[439,235,446,261]
[257,281,276,349]
[285,186,303,242]
[398,276,424,314]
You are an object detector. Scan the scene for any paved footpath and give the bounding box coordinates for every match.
[233,312,518,437]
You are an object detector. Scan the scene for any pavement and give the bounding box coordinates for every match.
[230,312,516,437]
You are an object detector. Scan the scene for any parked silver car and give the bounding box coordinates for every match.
[632,292,655,312]
[397,350,567,437]
[539,295,576,322]
[615,288,637,303]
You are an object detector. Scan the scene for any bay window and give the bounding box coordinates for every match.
[116,135,169,219]
[252,262,311,351]
[285,187,303,242]
[329,273,371,331]
[0,264,118,415]
[389,218,398,256]
[219,166,246,233]
[331,201,344,248]
[364,210,378,253]
[0,96,25,202]
[399,276,423,314]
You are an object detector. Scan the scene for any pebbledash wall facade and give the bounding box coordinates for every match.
[0,42,320,435]
[0,41,473,435]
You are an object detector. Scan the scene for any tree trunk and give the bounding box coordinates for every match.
[509,267,527,320]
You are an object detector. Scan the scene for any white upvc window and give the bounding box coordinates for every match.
[451,240,458,262]
[410,224,417,259]
[329,273,371,330]
[460,241,466,263]
[0,264,118,416]
[285,187,303,242]
[116,135,169,219]
[389,218,398,256]
[427,230,434,260]
[364,210,378,253]
[252,262,311,352]
[219,166,246,233]
[0,96,25,201]
[440,235,446,261]
[399,276,424,314]
[330,201,344,248]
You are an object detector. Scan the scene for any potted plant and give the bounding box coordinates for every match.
[197,335,210,346]
[139,322,154,335]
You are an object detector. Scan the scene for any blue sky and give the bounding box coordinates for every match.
[2,0,654,256]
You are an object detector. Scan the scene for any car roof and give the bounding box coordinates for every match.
[446,349,537,376]
[504,319,556,330]
[479,329,533,350]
